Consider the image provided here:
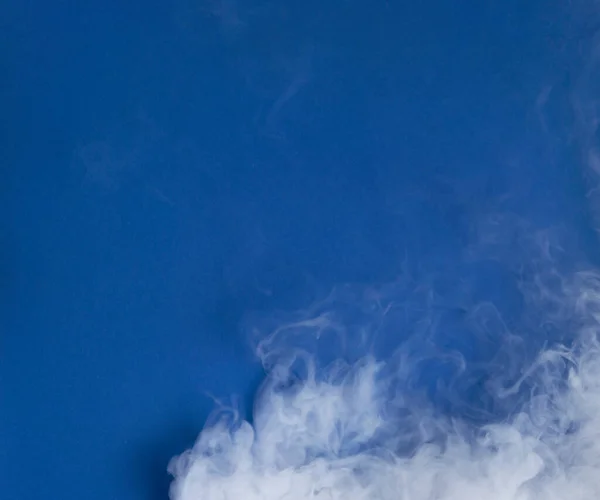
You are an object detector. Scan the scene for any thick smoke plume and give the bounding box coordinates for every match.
[167,227,600,500]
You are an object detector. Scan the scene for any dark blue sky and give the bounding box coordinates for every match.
[3,1,598,499]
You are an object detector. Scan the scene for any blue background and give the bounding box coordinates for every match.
[3,1,598,499]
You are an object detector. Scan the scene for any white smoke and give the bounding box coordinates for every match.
[166,255,600,500]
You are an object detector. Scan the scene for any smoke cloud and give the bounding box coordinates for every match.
[166,223,600,500]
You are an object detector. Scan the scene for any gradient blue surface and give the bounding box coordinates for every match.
[3,1,598,499]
